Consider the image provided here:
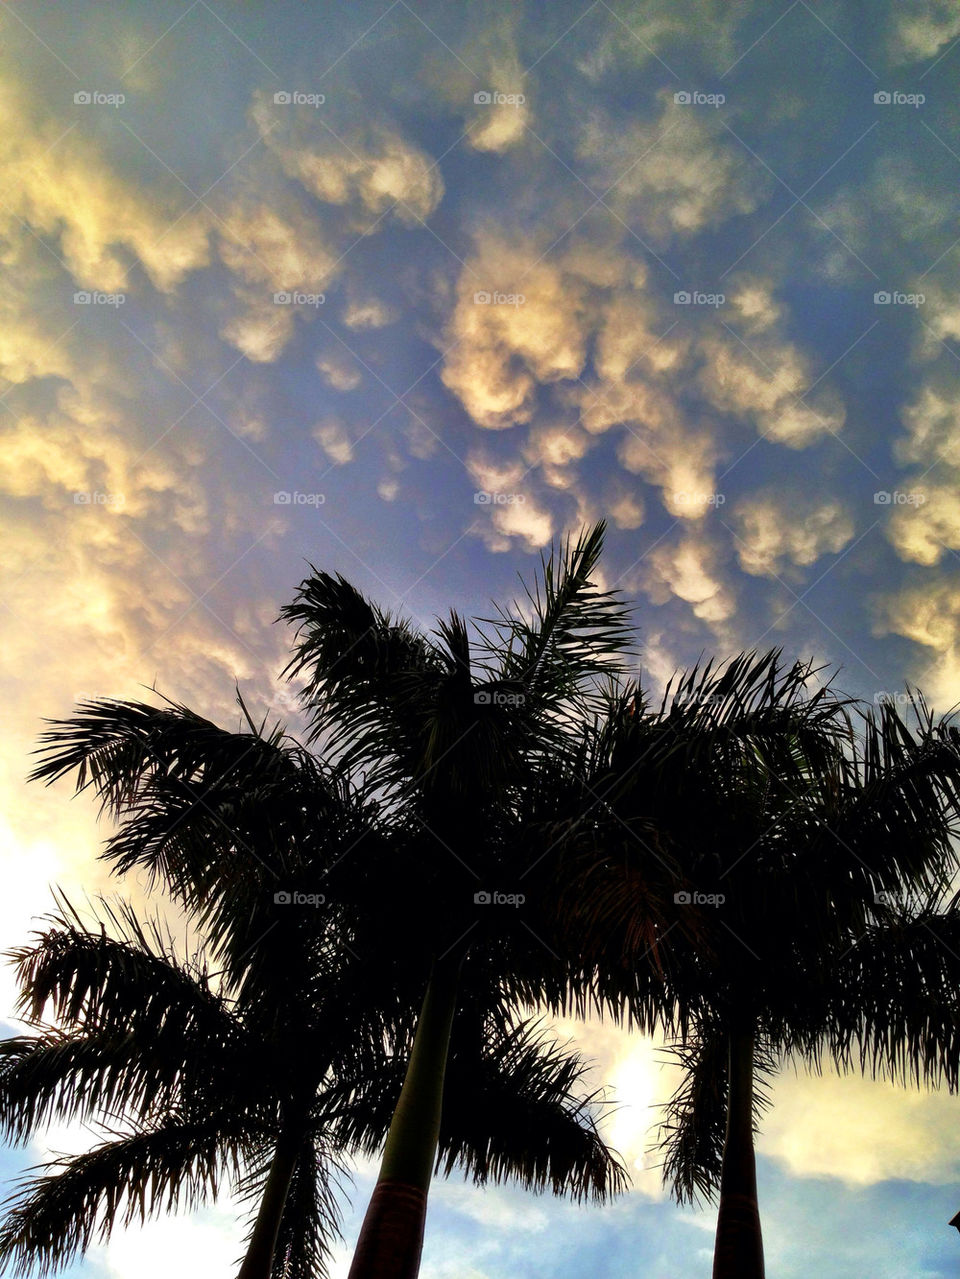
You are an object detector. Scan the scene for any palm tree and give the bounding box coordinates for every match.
[573,651,960,1279]
[27,522,641,1278]
[0,895,625,1278]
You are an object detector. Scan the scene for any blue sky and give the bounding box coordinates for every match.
[2,0,960,1274]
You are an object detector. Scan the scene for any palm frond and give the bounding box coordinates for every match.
[0,1119,248,1277]
[483,522,635,702]
[653,1025,774,1207]
[263,1138,345,1279]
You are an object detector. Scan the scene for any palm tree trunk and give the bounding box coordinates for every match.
[237,1126,300,1279]
[347,955,461,1279]
[712,1022,765,1279]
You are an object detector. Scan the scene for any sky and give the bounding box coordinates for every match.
[1,0,960,1274]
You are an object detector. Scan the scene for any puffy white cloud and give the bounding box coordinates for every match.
[313,416,354,464]
[873,577,960,707]
[606,486,646,529]
[733,494,855,577]
[696,331,845,448]
[217,195,338,294]
[0,79,209,294]
[579,96,771,240]
[888,0,960,61]
[895,383,960,469]
[341,293,399,330]
[642,531,736,623]
[316,347,363,391]
[252,94,444,227]
[441,234,600,429]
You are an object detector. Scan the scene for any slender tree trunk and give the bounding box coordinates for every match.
[347,955,461,1279]
[236,1126,301,1279]
[712,1022,765,1279]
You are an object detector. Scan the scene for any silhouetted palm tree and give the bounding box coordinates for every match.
[0,896,625,1278]
[27,523,640,1279]
[575,652,960,1279]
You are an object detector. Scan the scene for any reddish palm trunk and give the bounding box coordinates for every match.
[347,957,461,1279]
[236,1127,300,1279]
[712,1023,765,1279]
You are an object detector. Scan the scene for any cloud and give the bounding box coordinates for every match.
[873,577,960,707]
[888,0,960,61]
[441,234,600,429]
[641,530,736,623]
[733,494,855,577]
[0,79,209,294]
[316,347,363,391]
[578,95,771,240]
[252,94,444,227]
[696,330,846,448]
[313,416,354,464]
[341,292,399,330]
[762,1065,960,1185]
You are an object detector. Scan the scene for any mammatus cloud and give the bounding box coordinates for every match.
[440,234,607,429]
[578,96,771,240]
[641,530,736,624]
[252,93,444,228]
[873,579,960,708]
[733,494,855,577]
[888,0,960,62]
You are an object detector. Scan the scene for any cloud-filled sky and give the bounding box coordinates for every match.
[2,0,960,1274]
